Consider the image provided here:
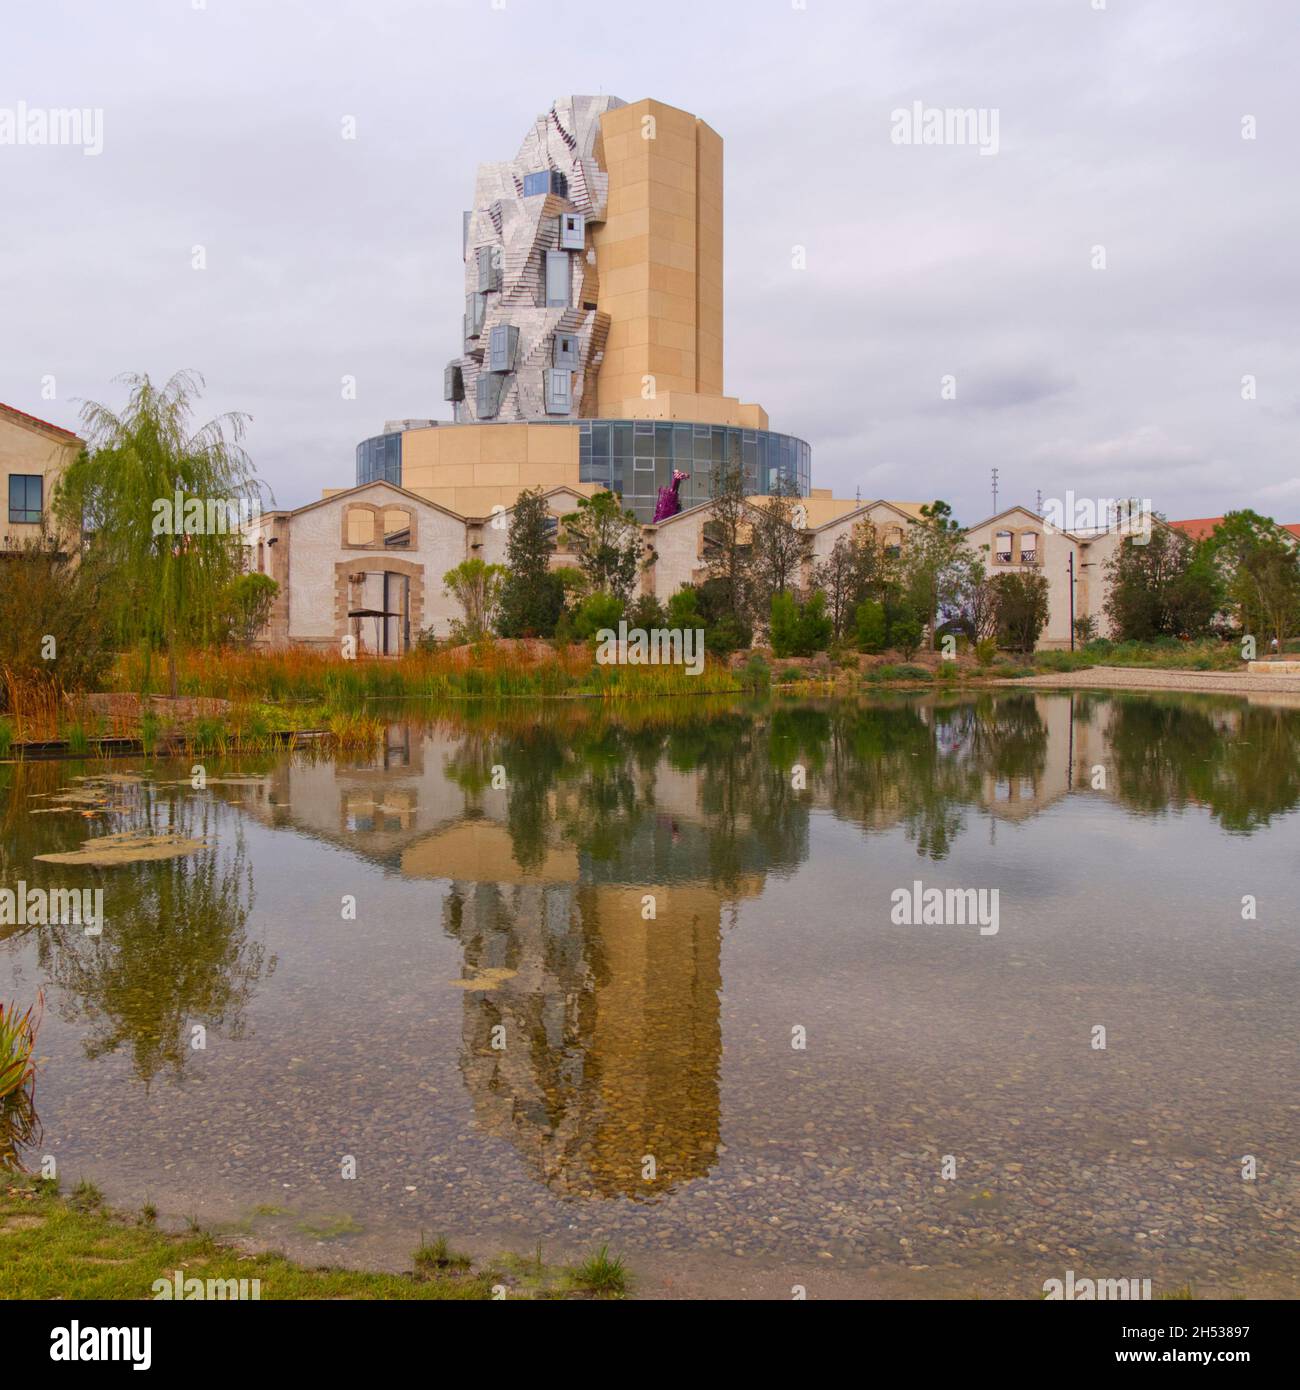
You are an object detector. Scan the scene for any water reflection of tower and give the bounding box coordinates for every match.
[435,813,745,1199]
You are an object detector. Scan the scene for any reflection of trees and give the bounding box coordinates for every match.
[819,701,986,860]
[1106,697,1300,832]
[967,693,1050,784]
[32,798,271,1085]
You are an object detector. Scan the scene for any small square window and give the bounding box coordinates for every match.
[553,334,579,368]
[8,473,42,525]
[558,212,585,250]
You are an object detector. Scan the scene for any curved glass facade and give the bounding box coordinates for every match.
[356,432,402,487]
[357,420,812,522]
[577,420,810,522]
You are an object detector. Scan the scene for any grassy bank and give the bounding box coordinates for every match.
[1,642,750,758]
[0,1175,627,1300]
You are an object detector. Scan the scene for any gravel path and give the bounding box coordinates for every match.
[998,665,1300,696]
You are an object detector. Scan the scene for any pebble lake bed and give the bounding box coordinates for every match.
[2,690,1297,1299]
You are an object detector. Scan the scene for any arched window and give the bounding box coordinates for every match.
[382,508,412,548]
[995,530,1013,563]
[347,508,376,545]
[1019,531,1038,565]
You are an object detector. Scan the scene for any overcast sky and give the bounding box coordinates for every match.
[4,0,1297,524]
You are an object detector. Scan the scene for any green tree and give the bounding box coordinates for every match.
[55,370,267,696]
[563,490,643,599]
[993,571,1051,652]
[898,500,975,649]
[703,455,755,623]
[496,487,564,637]
[1204,511,1300,649]
[443,558,506,641]
[218,572,278,647]
[1104,524,1220,640]
[751,475,806,602]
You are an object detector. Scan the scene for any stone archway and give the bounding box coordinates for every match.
[334,556,425,655]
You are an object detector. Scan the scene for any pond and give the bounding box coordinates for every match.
[2,690,1298,1298]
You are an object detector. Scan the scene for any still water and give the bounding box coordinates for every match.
[2,691,1297,1298]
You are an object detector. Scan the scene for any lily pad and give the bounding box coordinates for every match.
[449,967,518,991]
[35,831,206,866]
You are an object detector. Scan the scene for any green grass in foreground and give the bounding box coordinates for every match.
[0,1175,627,1300]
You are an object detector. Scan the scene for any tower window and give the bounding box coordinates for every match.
[476,245,501,293]
[524,169,567,199]
[545,368,572,415]
[559,212,585,249]
[545,250,570,307]
[488,323,519,373]
[477,374,505,418]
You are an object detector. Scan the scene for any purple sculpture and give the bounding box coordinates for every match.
[652,469,689,523]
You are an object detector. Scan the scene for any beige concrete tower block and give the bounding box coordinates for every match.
[594,99,724,415]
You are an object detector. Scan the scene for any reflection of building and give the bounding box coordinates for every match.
[444,872,730,1198]
[216,695,1174,1195]
[222,726,766,1198]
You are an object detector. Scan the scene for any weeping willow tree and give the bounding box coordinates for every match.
[55,370,268,696]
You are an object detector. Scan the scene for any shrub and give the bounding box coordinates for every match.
[219,572,278,646]
[627,593,666,631]
[573,591,625,640]
[891,615,924,660]
[0,536,115,700]
[975,637,998,667]
[738,652,770,692]
[855,600,887,653]
[771,591,833,658]
[770,593,799,657]
[666,585,703,630]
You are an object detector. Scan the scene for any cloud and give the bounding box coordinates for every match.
[2,0,1298,523]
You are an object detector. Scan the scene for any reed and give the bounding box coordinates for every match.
[0,994,43,1105]
[108,642,740,705]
